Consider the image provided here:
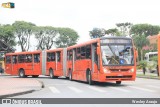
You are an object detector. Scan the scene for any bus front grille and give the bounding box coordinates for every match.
[106,76,132,79]
[109,69,130,72]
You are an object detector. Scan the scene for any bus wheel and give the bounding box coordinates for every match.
[19,69,25,78]
[32,75,39,78]
[69,71,72,81]
[116,81,121,85]
[49,69,54,79]
[87,71,93,85]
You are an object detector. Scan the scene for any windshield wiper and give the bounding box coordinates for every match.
[108,45,119,64]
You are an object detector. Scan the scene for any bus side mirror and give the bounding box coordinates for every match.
[97,47,100,55]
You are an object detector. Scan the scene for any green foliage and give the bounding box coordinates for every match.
[147,61,157,71]
[133,35,149,61]
[55,28,79,48]
[116,22,132,36]
[89,28,105,38]
[130,24,160,36]
[12,21,36,51]
[105,28,121,36]
[0,24,16,48]
[33,26,58,50]
[137,60,147,69]
[150,56,158,62]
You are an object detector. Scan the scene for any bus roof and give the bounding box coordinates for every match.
[5,50,42,56]
[46,48,63,52]
[67,38,99,50]
[100,36,132,40]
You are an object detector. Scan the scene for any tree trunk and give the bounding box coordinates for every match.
[141,49,143,61]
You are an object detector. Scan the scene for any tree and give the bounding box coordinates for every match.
[33,26,58,50]
[105,28,120,36]
[55,28,79,48]
[0,24,16,48]
[116,22,132,36]
[89,28,105,38]
[12,21,35,51]
[133,35,149,61]
[130,24,160,37]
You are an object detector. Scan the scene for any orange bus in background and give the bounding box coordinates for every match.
[66,37,137,85]
[5,51,42,77]
[5,48,66,78]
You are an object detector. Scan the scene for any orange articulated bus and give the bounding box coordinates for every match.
[5,36,137,85]
[66,37,137,84]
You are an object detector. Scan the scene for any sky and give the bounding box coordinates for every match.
[0,0,160,51]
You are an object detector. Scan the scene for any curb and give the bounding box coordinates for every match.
[0,90,35,98]
[136,76,160,80]
[0,80,45,98]
[37,80,45,88]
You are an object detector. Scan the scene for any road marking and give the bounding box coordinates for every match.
[147,85,160,89]
[49,87,60,93]
[68,86,83,93]
[128,86,155,92]
[87,86,106,92]
[109,87,130,92]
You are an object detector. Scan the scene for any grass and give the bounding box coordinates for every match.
[136,73,159,79]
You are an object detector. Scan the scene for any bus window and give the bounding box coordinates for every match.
[12,55,17,64]
[76,48,81,60]
[6,56,11,64]
[67,50,72,60]
[57,52,61,62]
[81,46,86,59]
[18,55,26,63]
[26,54,32,63]
[50,52,55,61]
[47,53,51,62]
[34,54,40,63]
[86,45,91,59]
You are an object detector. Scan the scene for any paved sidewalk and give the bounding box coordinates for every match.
[0,75,44,98]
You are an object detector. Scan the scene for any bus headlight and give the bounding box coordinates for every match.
[103,68,110,73]
[129,68,134,73]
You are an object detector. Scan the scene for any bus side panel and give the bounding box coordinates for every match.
[77,59,92,81]
[18,63,32,75]
[5,63,12,75]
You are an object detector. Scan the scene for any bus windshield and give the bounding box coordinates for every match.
[101,44,134,66]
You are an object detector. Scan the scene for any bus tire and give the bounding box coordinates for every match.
[32,75,39,78]
[69,71,72,81]
[49,69,54,79]
[116,81,121,85]
[19,69,25,78]
[87,71,93,85]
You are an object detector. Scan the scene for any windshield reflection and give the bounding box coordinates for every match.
[101,45,134,65]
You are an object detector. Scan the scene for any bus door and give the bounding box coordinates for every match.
[72,48,77,80]
[12,55,18,75]
[56,51,62,75]
[67,50,73,76]
[91,43,99,80]
[5,56,12,74]
[33,53,41,75]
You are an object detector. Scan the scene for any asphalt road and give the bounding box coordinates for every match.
[6,75,159,98]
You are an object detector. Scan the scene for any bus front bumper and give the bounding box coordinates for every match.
[98,72,136,82]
